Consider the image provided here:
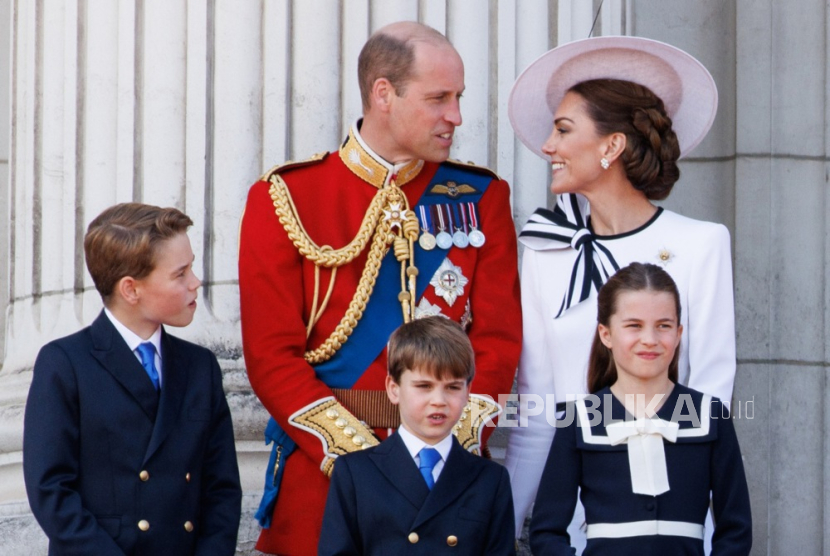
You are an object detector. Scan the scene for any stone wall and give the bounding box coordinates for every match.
[2,1,828,554]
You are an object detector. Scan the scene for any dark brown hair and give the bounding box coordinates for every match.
[387,316,475,384]
[84,203,193,302]
[357,23,451,110]
[569,78,681,200]
[587,262,681,393]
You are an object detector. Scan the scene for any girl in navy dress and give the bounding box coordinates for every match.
[529,262,751,555]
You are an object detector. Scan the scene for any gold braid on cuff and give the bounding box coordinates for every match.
[288,397,380,477]
[452,395,502,456]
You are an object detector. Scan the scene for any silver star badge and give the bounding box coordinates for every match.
[430,258,468,307]
[414,298,446,320]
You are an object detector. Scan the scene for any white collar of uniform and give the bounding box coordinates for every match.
[340,120,424,189]
[104,307,162,355]
[397,425,454,463]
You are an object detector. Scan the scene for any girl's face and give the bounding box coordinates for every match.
[598,290,682,386]
[540,91,610,196]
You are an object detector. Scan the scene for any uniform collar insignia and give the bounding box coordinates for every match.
[429,180,479,198]
[339,124,423,189]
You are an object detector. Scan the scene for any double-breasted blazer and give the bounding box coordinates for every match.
[319,431,516,555]
[23,311,242,555]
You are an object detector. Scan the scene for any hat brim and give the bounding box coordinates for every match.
[508,36,718,160]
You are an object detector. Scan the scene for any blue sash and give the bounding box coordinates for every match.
[313,163,490,387]
[255,163,492,527]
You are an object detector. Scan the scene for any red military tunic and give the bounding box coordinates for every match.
[239,125,522,555]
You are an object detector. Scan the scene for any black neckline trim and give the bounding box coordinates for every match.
[589,206,664,240]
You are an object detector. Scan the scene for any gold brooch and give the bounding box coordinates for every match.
[656,248,674,266]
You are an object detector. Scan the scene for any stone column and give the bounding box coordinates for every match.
[1,1,537,553]
[732,1,830,553]
[0,0,269,551]
[631,1,830,553]
[0,0,9,362]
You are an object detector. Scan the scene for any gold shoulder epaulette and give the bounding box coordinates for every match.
[259,151,329,182]
[452,394,502,456]
[445,158,501,181]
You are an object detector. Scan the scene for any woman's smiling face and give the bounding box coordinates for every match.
[541,91,611,196]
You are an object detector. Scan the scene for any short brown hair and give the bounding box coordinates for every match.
[84,203,194,302]
[387,316,475,384]
[587,262,681,393]
[357,22,451,111]
[569,79,681,200]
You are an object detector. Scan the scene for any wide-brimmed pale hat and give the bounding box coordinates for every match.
[508,36,718,160]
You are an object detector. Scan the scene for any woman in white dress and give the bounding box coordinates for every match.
[504,36,737,548]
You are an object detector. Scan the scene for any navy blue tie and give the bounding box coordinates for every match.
[418,447,441,490]
[136,342,160,391]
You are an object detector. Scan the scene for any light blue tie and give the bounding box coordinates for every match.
[418,447,441,490]
[136,342,160,391]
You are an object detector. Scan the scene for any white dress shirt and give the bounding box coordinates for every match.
[104,308,163,387]
[397,426,454,484]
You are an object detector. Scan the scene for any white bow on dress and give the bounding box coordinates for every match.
[606,417,679,496]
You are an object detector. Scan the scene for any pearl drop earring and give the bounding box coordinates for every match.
[600,157,610,170]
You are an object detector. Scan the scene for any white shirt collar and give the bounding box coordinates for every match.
[397,425,454,463]
[104,308,162,355]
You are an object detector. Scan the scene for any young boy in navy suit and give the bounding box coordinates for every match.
[319,316,516,555]
[23,203,242,555]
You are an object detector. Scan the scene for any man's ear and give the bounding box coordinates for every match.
[116,276,141,306]
[370,77,395,113]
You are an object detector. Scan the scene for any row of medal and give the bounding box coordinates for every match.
[417,202,486,251]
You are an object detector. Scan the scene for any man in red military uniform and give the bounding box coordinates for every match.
[239,21,521,555]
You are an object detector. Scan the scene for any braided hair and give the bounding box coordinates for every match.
[569,79,681,200]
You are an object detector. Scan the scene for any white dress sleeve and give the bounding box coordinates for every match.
[504,249,558,535]
[684,223,736,407]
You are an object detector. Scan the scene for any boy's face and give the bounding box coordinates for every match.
[133,232,201,330]
[386,368,470,445]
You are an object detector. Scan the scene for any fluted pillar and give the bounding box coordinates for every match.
[0,1,542,552]
[0,0,269,551]
[14,2,825,555]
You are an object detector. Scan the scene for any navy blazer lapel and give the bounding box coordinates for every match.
[89,312,159,421]
[368,432,429,510]
[412,437,484,529]
[144,330,187,463]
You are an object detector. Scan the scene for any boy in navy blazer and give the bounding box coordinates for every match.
[23,203,242,555]
[319,316,516,555]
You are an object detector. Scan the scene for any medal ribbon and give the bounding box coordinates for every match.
[467,202,479,230]
[454,204,468,233]
[419,205,432,234]
[434,205,447,232]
